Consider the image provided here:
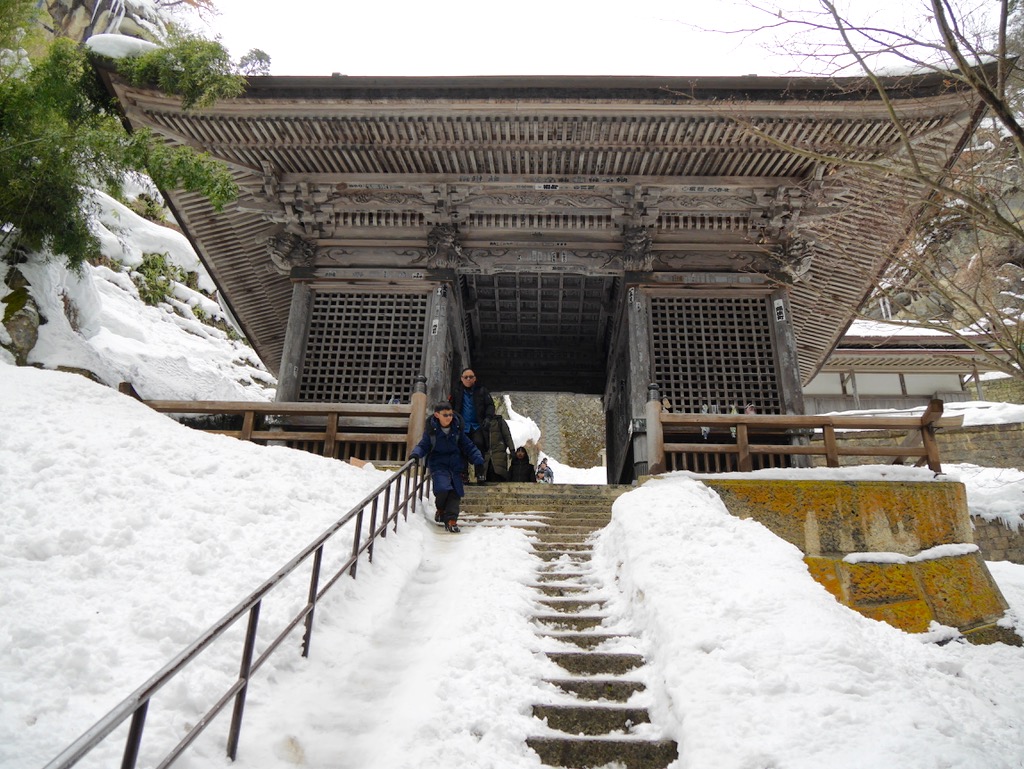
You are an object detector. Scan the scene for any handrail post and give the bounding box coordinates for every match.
[645,384,665,476]
[380,485,392,539]
[393,471,405,531]
[401,464,413,520]
[226,602,261,761]
[301,546,323,658]
[368,498,379,563]
[407,375,428,457]
[120,702,148,769]
[350,507,364,578]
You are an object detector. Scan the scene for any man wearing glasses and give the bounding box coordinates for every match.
[449,368,495,484]
[410,402,485,533]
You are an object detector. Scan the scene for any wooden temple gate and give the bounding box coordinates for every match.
[96,70,985,482]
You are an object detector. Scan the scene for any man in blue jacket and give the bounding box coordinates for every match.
[410,402,485,533]
[450,368,494,484]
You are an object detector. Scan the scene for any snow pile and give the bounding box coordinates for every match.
[595,477,1024,768]
[1,188,274,400]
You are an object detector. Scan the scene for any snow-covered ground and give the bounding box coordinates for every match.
[3,363,1024,769]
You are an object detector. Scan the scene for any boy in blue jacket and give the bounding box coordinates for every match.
[410,402,485,533]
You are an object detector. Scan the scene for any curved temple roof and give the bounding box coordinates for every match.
[95,69,986,383]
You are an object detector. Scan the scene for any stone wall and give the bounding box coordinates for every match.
[981,377,1024,404]
[973,518,1024,564]
[503,392,604,468]
[937,422,1024,469]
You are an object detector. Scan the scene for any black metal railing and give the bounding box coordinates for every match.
[43,460,432,769]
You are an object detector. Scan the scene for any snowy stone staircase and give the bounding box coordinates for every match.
[461,485,679,769]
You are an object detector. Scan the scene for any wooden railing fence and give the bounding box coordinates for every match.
[120,379,429,464]
[646,391,963,475]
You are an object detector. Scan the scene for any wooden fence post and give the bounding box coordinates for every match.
[736,423,751,472]
[407,375,428,457]
[920,399,945,473]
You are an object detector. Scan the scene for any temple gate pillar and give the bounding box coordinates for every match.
[626,287,654,478]
[275,281,313,402]
[422,284,454,407]
[769,287,805,415]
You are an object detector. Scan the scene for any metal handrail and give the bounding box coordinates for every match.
[43,459,432,769]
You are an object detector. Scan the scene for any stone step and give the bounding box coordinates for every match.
[533,704,651,736]
[460,505,613,518]
[526,736,678,769]
[544,678,646,703]
[547,652,645,676]
[537,551,592,563]
[534,571,590,582]
[536,599,607,613]
[532,584,593,597]
[531,527,606,540]
[530,536,595,545]
[537,633,628,650]
[533,614,606,632]
[533,542,592,553]
[463,484,631,498]
[460,490,626,515]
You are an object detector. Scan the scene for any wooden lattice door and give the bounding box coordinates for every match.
[650,294,781,415]
[299,290,429,403]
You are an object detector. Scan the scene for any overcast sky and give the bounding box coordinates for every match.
[201,0,805,77]
[197,0,1001,80]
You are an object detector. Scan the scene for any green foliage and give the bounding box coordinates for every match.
[0,1,240,269]
[2,285,28,322]
[133,252,185,306]
[127,193,166,223]
[238,49,271,76]
[117,27,245,109]
[125,134,237,211]
[0,0,38,54]
[0,37,114,267]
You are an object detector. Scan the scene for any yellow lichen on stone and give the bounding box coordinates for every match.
[855,600,934,633]
[803,556,844,601]
[704,479,972,556]
[843,561,921,605]
[914,553,1008,628]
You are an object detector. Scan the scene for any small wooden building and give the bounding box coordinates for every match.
[96,69,985,481]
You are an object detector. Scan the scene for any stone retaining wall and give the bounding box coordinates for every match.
[807,421,1024,565]
[701,478,1014,643]
[936,422,1024,469]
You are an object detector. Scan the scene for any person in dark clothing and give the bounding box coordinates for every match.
[410,402,485,533]
[483,413,516,482]
[508,446,535,482]
[536,457,554,484]
[449,368,495,483]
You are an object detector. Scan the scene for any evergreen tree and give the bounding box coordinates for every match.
[0,0,242,268]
